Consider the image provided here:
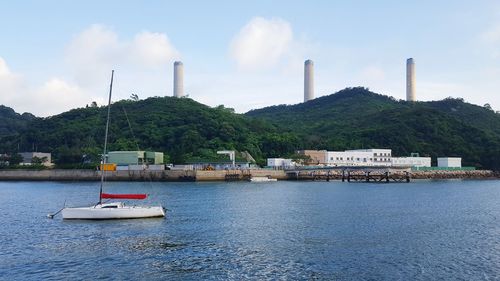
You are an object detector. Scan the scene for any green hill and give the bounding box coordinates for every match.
[1,87,499,170]
[246,87,500,169]
[0,105,36,137]
[0,97,282,165]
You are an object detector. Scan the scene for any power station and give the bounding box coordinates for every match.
[304,59,314,102]
[170,58,417,104]
[406,58,416,102]
[173,61,184,98]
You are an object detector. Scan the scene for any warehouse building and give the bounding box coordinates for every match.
[107,151,163,165]
[299,148,392,167]
[392,156,431,167]
[438,157,462,168]
[267,158,295,169]
[19,152,52,167]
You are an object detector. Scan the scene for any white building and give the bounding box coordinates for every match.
[19,152,52,166]
[392,157,431,167]
[326,151,372,166]
[267,158,295,168]
[438,157,462,168]
[325,149,392,167]
[346,149,392,166]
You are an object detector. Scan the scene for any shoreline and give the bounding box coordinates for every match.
[0,169,498,182]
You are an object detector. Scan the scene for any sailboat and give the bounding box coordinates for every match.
[61,70,166,220]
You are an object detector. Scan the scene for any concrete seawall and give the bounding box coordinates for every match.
[411,169,499,179]
[0,169,286,182]
[0,169,497,182]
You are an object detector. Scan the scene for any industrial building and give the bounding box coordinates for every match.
[327,150,374,166]
[297,150,327,165]
[267,158,295,168]
[107,151,164,166]
[327,149,392,167]
[298,149,392,166]
[392,156,431,167]
[346,149,392,166]
[19,152,52,166]
[438,157,462,168]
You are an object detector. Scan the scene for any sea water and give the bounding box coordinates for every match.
[1,180,500,280]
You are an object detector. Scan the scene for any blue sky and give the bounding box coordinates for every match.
[1,0,500,116]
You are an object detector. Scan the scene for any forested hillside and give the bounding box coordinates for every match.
[0,97,285,165]
[0,105,36,136]
[246,87,500,169]
[1,87,500,169]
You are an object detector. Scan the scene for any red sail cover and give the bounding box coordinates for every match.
[100,193,147,199]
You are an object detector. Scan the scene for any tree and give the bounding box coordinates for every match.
[9,153,23,165]
[32,156,48,165]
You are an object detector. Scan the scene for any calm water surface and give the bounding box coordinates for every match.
[1,180,500,280]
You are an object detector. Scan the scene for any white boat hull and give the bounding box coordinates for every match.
[62,203,165,220]
[250,176,278,182]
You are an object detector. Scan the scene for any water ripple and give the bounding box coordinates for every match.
[1,180,500,280]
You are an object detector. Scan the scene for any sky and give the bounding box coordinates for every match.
[1,0,500,116]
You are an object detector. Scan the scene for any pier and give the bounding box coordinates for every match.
[285,166,412,182]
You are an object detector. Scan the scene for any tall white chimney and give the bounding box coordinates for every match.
[304,59,314,102]
[173,61,184,98]
[406,58,416,102]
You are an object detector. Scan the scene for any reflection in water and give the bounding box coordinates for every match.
[1,180,500,280]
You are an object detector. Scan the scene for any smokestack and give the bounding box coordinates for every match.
[406,58,416,102]
[173,61,184,98]
[304,59,314,102]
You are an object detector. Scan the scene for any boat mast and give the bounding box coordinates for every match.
[99,70,114,204]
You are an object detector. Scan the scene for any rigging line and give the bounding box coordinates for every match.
[121,103,156,196]
[121,104,141,153]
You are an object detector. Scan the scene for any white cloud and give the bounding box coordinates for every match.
[229,17,293,70]
[0,25,181,117]
[65,24,122,87]
[0,57,94,116]
[0,57,11,75]
[66,24,180,88]
[0,57,25,106]
[131,31,180,67]
[33,78,89,116]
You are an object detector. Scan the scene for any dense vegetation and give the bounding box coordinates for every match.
[0,97,283,165]
[246,87,500,169]
[0,105,36,136]
[1,87,499,169]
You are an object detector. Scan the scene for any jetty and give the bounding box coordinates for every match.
[284,166,411,182]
